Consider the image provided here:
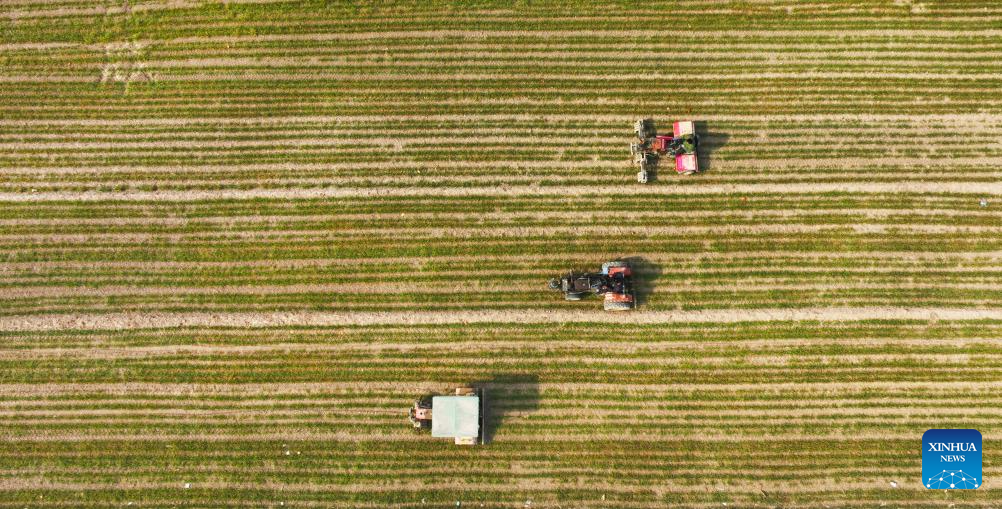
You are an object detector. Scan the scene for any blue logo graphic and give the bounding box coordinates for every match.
[923,429,982,489]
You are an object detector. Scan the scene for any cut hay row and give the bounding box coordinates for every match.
[10,402,1002,421]
[5,296,1000,319]
[8,174,1001,192]
[1,111,1001,126]
[6,251,1001,272]
[2,256,994,277]
[12,28,1002,47]
[21,39,1002,57]
[2,182,1002,202]
[14,56,1002,73]
[5,231,1000,271]
[9,334,1002,360]
[4,89,1002,115]
[17,51,1002,69]
[7,133,999,151]
[2,308,1001,332]
[6,223,1002,244]
[7,280,1002,302]
[6,164,1000,183]
[2,207,998,227]
[0,192,985,214]
[0,133,999,151]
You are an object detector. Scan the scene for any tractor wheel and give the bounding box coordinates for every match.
[564,292,586,301]
[604,301,633,312]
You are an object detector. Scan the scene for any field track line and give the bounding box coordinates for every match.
[5,223,1001,243]
[11,159,1002,177]
[2,182,1001,201]
[0,208,994,227]
[4,251,1002,271]
[1,135,1000,152]
[3,380,1001,396]
[1,430,996,443]
[5,404,1001,419]
[1,307,999,331]
[3,338,1001,361]
[5,281,1002,300]
[13,29,1002,51]
[8,70,1002,83]
[132,53,1002,69]
[0,477,937,493]
[1,397,995,410]
[2,113,1000,127]
[126,29,1002,46]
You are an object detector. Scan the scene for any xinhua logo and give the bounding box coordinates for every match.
[923,429,982,489]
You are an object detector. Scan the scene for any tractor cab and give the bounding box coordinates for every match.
[408,395,433,429]
[554,273,602,296]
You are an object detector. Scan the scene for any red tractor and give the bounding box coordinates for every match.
[548,260,635,311]
[631,118,699,183]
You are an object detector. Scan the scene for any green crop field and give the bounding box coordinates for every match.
[2,0,1002,507]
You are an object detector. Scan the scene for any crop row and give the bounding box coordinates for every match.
[5,291,1002,317]
[0,193,986,217]
[0,375,996,506]
[1,241,996,262]
[3,211,1001,234]
[8,263,997,286]
[6,170,999,188]
[6,3,1002,46]
[5,86,1002,119]
[2,319,994,347]
[6,321,1002,382]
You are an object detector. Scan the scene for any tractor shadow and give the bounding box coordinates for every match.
[622,256,661,307]
[469,373,540,445]
[694,121,729,173]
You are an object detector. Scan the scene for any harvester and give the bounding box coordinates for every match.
[548,260,635,311]
[409,387,484,445]
[631,118,700,183]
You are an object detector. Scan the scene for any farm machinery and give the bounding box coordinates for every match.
[409,387,484,445]
[548,260,635,311]
[631,118,700,183]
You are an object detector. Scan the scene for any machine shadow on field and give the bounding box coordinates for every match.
[469,373,540,444]
[621,256,661,307]
[695,121,729,173]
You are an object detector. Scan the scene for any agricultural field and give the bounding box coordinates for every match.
[2,0,1002,507]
